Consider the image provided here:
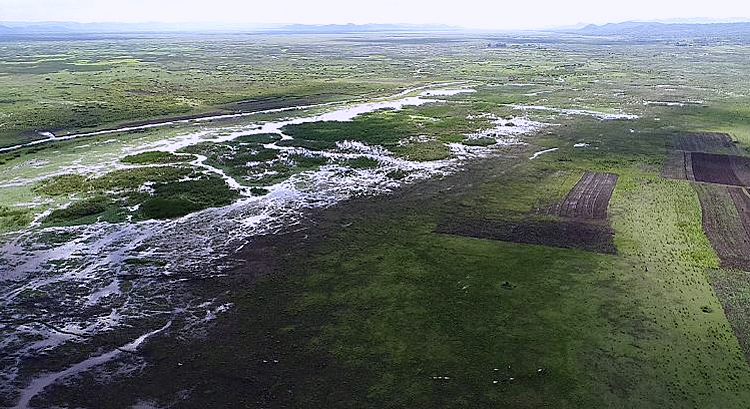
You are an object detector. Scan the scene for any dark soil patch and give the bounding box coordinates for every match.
[549,171,618,220]
[691,152,747,186]
[694,184,750,269]
[731,156,750,186]
[730,187,750,237]
[435,218,617,254]
[672,132,740,154]
[663,133,746,182]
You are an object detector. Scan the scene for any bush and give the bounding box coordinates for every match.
[46,197,109,223]
[139,197,203,219]
[36,174,90,195]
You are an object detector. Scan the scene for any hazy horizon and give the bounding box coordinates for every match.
[1,0,749,30]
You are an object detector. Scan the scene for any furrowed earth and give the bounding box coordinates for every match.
[1,29,750,408]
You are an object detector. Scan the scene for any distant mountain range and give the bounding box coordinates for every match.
[2,20,750,38]
[0,21,278,34]
[277,23,457,33]
[0,21,457,35]
[570,21,750,38]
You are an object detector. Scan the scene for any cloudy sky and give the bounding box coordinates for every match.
[1,0,749,29]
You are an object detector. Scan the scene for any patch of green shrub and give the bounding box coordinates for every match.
[0,205,33,233]
[138,197,203,219]
[234,133,283,144]
[463,137,496,146]
[45,197,111,225]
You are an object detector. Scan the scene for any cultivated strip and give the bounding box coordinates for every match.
[551,171,618,220]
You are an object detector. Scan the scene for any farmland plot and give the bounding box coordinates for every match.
[709,267,750,363]
[691,152,750,186]
[661,150,689,180]
[694,184,750,268]
[672,132,740,155]
[550,171,618,220]
[438,171,618,254]
[435,218,617,254]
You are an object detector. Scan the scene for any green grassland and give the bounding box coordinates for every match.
[278,140,749,407]
[3,32,750,408]
[0,33,446,148]
[82,126,750,408]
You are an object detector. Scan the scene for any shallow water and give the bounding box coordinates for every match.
[0,83,548,405]
[530,147,559,159]
[507,104,639,120]
[13,321,172,409]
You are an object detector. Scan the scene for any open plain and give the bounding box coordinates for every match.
[2,25,750,408]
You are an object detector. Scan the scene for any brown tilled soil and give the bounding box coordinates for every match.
[435,218,617,254]
[436,171,619,254]
[731,156,750,186]
[550,172,618,220]
[694,183,750,269]
[730,187,750,237]
[672,132,740,154]
[663,133,746,182]
[691,152,750,186]
[685,151,696,181]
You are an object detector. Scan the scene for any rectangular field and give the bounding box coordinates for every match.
[665,151,750,186]
[672,133,740,154]
[691,152,749,186]
[694,183,750,268]
[708,268,750,364]
[550,171,618,220]
[730,187,750,235]
[663,133,748,182]
[662,150,689,180]
[437,171,619,254]
[435,218,618,254]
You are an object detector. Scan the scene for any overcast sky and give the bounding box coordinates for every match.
[1,0,749,29]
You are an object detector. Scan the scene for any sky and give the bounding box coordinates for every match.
[1,0,749,30]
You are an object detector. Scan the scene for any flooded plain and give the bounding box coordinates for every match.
[0,83,550,406]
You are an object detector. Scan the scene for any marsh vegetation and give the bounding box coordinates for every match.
[2,28,750,408]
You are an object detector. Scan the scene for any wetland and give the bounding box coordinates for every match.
[2,28,750,408]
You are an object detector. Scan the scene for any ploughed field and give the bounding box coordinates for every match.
[664,133,750,267]
[550,171,618,220]
[691,152,750,186]
[3,31,750,409]
[437,171,619,254]
[662,132,750,368]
